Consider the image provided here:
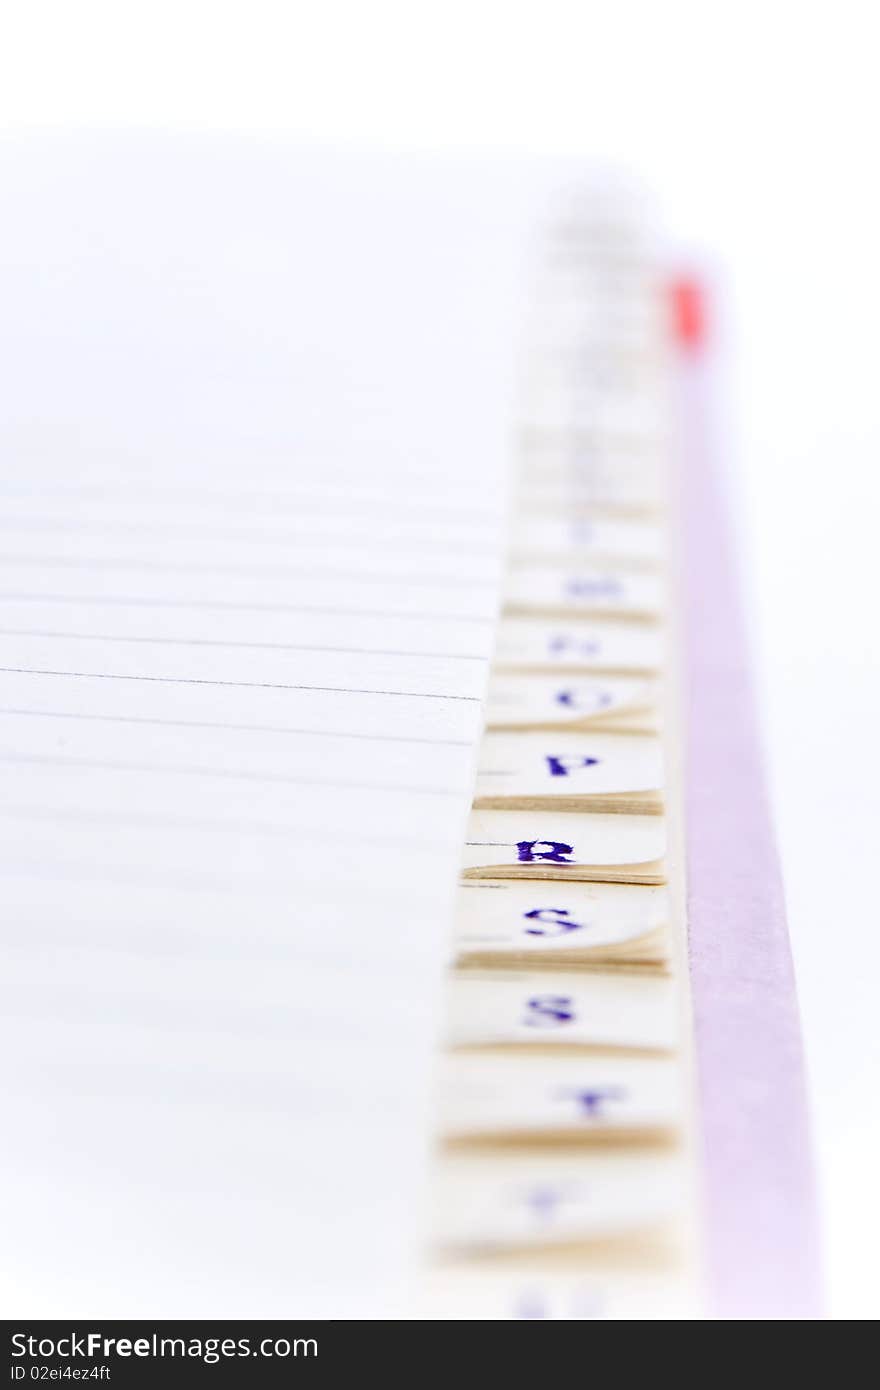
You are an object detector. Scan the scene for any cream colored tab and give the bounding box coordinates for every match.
[516,446,663,480]
[421,1257,696,1320]
[510,514,663,565]
[519,424,665,462]
[517,441,667,514]
[520,394,671,440]
[515,482,664,518]
[475,731,663,814]
[462,809,666,883]
[504,566,663,621]
[446,970,677,1052]
[528,354,668,406]
[486,673,660,732]
[522,356,665,395]
[432,1149,687,1253]
[439,1052,681,1145]
[525,320,662,361]
[528,302,663,339]
[454,880,668,969]
[495,617,663,674]
[528,274,661,315]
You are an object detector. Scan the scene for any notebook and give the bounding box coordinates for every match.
[0,134,820,1319]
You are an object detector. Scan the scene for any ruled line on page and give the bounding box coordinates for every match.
[0,484,501,523]
[0,708,473,746]
[0,630,489,660]
[0,516,499,555]
[0,861,293,891]
[0,667,482,700]
[0,752,463,797]
[0,803,456,849]
[0,595,497,622]
[0,555,499,586]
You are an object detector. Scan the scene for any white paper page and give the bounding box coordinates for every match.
[0,135,539,1317]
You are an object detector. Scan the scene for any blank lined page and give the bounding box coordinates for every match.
[0,136,531,1316]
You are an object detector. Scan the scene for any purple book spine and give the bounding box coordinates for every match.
[676,283,824,1319]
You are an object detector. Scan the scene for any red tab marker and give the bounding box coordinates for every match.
[670,276,707,351]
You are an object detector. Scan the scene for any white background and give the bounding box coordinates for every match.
[2,0,878,1318]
